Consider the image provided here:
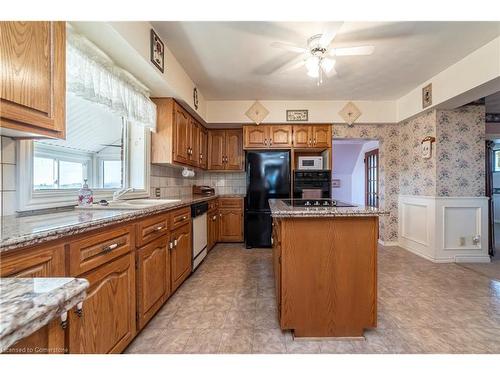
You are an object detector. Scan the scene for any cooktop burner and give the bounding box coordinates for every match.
[283,199,356,208]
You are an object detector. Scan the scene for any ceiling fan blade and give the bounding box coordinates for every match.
[331,45,375,56]
[318,22,344,48]
[325,65,337,78]
[270,41,307,54]
[271,54,306,74]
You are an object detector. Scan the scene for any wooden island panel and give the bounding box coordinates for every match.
[275,216,378,338]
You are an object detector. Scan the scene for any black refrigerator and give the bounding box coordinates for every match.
[245,150,291,248]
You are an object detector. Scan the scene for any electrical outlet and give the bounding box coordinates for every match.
[472,235,480,245]
[459,237,466,246]
[155,188,161,198]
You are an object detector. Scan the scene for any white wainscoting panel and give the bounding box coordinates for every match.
[398,195,490,263]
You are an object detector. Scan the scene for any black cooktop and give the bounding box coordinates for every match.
[283,199,356,208]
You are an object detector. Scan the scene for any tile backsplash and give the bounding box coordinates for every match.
[1,136,17,216]
[150,164,245,198]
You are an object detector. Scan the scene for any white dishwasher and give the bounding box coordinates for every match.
[191,202,208,270]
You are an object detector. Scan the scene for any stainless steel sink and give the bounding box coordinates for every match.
[76,198,181,210]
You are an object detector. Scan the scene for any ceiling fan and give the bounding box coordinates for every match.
[270,25,375,85]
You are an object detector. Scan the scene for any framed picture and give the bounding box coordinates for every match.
[150,29,165,73]
[287,109,308,122]
[422,83,432,108]
[332,179,341,188]
[193,87,199,110]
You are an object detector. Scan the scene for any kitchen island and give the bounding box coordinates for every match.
[269,199,387,338]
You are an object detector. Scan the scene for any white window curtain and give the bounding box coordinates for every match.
[66,26,156,130]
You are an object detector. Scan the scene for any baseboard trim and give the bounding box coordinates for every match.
[378,239,398,247]
[454,255,491,263]
[399,243,491,263]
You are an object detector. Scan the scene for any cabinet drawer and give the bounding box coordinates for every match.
[170,207,191,229]
[219,197,243,209]
[135,213,170,247]
[208,199,219,211]
[69,225,134,275]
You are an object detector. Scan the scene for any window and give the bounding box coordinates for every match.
[495,150,500,172]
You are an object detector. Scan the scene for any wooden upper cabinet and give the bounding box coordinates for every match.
[244,126,268,148]
[292,125,311,148]
[170,221,192,293]
[0,21,66,139]
[312,125,331,148]
[269,125,292,148]
[151,98,208,169]
[208,129,226,170]
[68,253,136,354]
[292,125,331,149]
[225,129,243,170]
[136,236,170,330]
[173,102,190,164]
[199,126,208,169]
[244,125,292,149]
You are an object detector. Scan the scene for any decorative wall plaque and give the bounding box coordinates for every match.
[339,102,361,127]
[193,87,199,110]
[286,110,308,122]
[245,101,269,125]
[422,83,432,108]
[150,29,165,73]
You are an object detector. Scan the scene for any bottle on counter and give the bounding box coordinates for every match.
[78,179,93,207]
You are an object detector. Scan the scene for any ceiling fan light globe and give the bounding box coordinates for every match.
[320,58,335,73]
[305,56,319,72]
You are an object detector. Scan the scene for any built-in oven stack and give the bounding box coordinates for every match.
[293,170,332,199]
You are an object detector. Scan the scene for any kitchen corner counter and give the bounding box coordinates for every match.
[269,199,389,218]
[0,277,89,353]
[0,194,244,254]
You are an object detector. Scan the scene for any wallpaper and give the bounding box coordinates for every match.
[399,109,437,196]
[436,106,485,196]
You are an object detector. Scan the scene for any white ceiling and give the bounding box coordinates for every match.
[152,21,500,101]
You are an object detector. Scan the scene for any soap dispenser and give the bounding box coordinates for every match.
[78,179,94,207]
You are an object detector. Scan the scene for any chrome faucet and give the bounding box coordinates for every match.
[113,187,134,201]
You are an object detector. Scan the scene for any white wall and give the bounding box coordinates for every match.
[331,174,352,202]
[206,100,397,125]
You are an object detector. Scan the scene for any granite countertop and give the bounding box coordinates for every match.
[269,199,389,218]
[0,277,89,353]
[0,194,245,253]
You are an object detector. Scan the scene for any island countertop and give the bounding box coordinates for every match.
[0,277,89,353]
[269,199,388,218]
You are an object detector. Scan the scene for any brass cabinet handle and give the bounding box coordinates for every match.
[313,138,316,145]
[154,226,164,232]
[174,238,178,247]
[169,241,173,250]
[200,153,203,160]
[264,138,267,146]
[103,243,118,253]
[269,139,273,146]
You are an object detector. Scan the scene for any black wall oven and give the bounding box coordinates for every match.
[293,170,331,199]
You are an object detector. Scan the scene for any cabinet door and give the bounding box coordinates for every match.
[0,244,65,354]
[269,125,292,148]
[225,129,244,171]
[312,125,331,149]
[0,21,65,138]
[244,125,268,149]
[208,130,226,170]
[219,208,243,242]
[68,253,136,354]
[292,125,311,148]
[272,221,282,318]
[170,222,192,292]
[189,118,199,167]
[173,103,190,164]
[136,236,170,330]
[199,126,208,169]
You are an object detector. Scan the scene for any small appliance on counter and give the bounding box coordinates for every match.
[192,185,215,196]
[297,156,323,170]
[293,170,331,199]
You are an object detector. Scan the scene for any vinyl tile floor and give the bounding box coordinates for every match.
[125,243,500,354]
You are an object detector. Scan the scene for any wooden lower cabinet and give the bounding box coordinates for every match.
[0,244,66,354]
[207,209,219,250]
[272,220,282,318]
[219,208,243,242]
[136,236,171,330]
[68,253,136,354]
[170,222,192,293]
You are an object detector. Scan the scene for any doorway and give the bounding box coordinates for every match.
[365,148,379,208]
